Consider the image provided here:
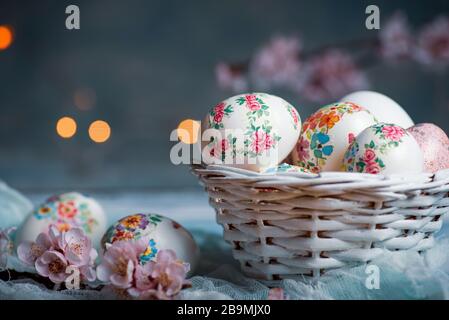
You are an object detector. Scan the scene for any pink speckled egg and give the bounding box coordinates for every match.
[407,123,449,173]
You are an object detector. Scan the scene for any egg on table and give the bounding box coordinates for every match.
[407,123,449,173]
[14,192,107,249]
[340,90,414,129]
[101,213,199,273]
[202,92,301,172]
[342,123,424,175]
[292,102,377,172]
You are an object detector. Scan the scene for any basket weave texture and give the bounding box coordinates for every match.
[192,165,449,280]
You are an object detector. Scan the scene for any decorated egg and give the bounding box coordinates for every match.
[340,91,414,129]
[101,213,199,273]
[263,163,310,174]
[202,92,301,172]
[342,123,424,175]
[407,123,449,173]
[292,102,377,172]
[15,192,107,249]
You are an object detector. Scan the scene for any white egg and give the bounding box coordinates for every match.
[262,163,310,174]
[292,102,377,172]
[101,213,199,273]
[15,192,107,248]
[342,123,424,175]
[202,92,301,172]
[340,91,414,129]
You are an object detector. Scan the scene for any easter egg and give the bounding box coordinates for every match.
[15,192,107,248]
[342,123,424,175]
[101,213,199,273]
[202,92,301,172]
[340,91,414,129]
[0,181,33,229]
[292,102,377,173]
[407,123,449,173]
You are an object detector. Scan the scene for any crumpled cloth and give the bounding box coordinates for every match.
[2,186,449,300]
[0,181,32,230]
[2,229,449,300]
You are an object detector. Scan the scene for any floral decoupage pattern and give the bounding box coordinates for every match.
[342,123,407,174]
[101,213,165,264]
[33,193,99,234]
[295,102,372,173]
[206,93,282,164]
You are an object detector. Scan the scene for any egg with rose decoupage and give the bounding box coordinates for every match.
[292,102,377,173]
[202,92,301,172]
[342,123,424,175]
[101,213,199,273]
[15,192,107,249]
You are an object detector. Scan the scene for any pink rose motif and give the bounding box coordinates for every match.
[213,102,225,124]
[296,137,310,161]
[245,94,262,111]
[58,200,78,219]
[209,138,230,159]
[348,133,356,144]
[382,125,405,141]
[363,149,377,162]
[251,131,274,154]
[366,163,381,174]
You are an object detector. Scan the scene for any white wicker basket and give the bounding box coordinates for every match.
[192,165,449,280]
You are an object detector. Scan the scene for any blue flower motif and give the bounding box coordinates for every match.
[139,239,158,264]
[311,132,334,159]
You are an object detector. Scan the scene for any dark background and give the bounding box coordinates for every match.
[0,0,448,190]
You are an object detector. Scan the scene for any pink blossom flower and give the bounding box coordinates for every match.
[17,232,52,266]
[382,125,405,141]
[97,238,148,289]
[296,137,310,161]
[251,130,274,154]
[250,36,302,89]
[17,226,98,284]
[215,62,248,92]
[213,102,225,124]
[302,50,369,102]
[0,228,15,269]
[35,250,69,284]
[415,16,449,66]
[380,12,413,60]
[245,94,262,111]
[127,250,190,300]
[268,288,286,300]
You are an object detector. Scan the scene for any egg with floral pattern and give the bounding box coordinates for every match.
[342,123,424,175]
[101,213,199,273]
[292,102,377,172]
[407,123,449,173]
[15,192,107,249]
[202,92,301,172]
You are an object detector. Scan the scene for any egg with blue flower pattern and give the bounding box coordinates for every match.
[101,213,199,273]
[291,102,377,172]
